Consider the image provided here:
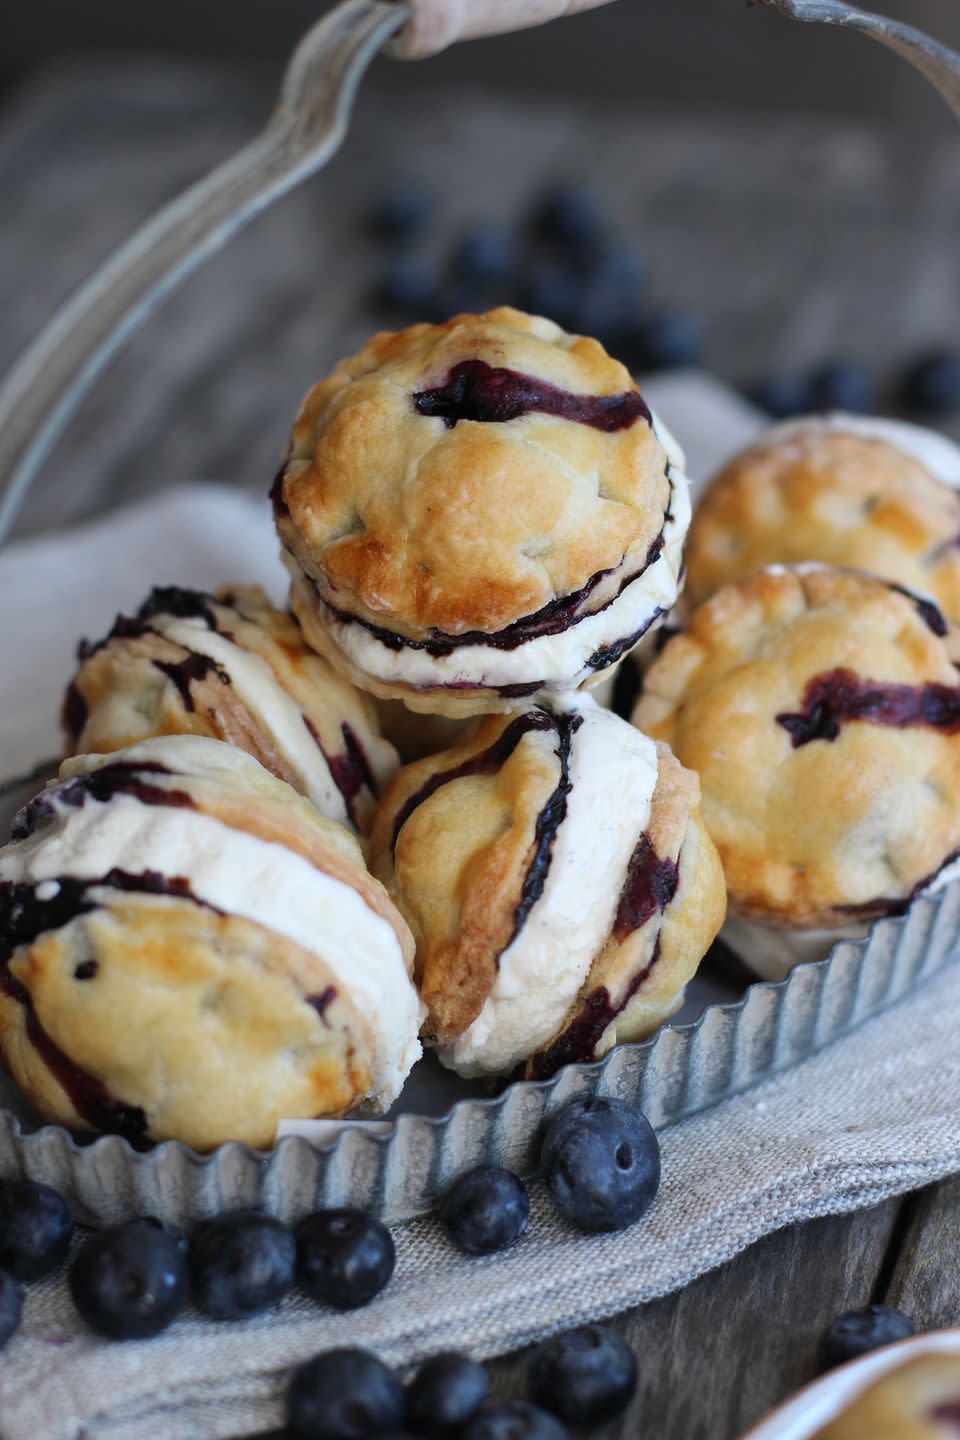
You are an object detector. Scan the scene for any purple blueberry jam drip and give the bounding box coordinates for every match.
[527,831,681,1078]
[885,581,949,638]
[270,463,291,519]
[612,834,680,943]
[390,709,556,853]
[61,683,88,746]
[585,606,665,674]
[929,1399,960,1427]
[305,720,379,830]
[12,762,193,842]
[155,652,230,712]
[307,986,337,1026]
[137,586,220,630]
[504,711,583,951]
[413,360,652,434]
[0,869,220,1145]
[528,936,663,1082]
[833,842,960,920]
[776,667,960,747]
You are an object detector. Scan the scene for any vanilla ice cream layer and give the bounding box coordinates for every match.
[0,781,421,1108]
[723,853,960,982]
[151,614,352,829]
[764,414,960,489]
[439,699,660,1077]
[288,411,690,694]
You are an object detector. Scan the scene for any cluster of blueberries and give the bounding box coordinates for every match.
[0,1089,926,1438]
[367,179,960,423]
[0,1097,662,1439]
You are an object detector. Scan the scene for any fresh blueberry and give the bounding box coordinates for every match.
[190,1210,295,1321]
[367,183,434,242]
[374,255,436,314]
[296,1209,395,1311]
[745,373,816,420]
[622,309,705,371]
[0,1271,23,1349]
[899,350,960,416]
[809,360,875,414]
[533,186,606,254]
[452,224,518,285]
[287,1347,405,1440]
[406,1352,490,1434]
[818,1304,915,1371]
[518,266,582,331]
[439,1167,529,1256]
[69,1217,189,1340]
[583,241,647,294]
[540,1097,660,1233]
[529,1324,637,1426]
[0,1180,73,1281]
[462,1401,568,1440]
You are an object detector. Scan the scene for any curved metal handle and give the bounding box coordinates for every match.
[0,0,408,545]
[755,0,960,121]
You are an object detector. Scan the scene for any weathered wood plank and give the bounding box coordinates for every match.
[485,1202,902,1440]
[884,1176,960,1330]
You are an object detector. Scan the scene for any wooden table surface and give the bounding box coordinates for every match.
[2,58,960,1440]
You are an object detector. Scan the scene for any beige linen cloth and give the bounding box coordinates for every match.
[2,374,958,1438]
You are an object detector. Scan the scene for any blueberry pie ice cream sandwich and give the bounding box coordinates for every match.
[812,1353,960,1439]
[273,308,690,718]
[632,566,960,980]
[0,737,421,1149]
[368,695,725,1079]
[684,415,960,617]
[64,585,397,835]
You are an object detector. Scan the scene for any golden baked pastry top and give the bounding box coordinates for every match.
[275,307,671,639]
[685,425,960,617]
[632,566,960,926]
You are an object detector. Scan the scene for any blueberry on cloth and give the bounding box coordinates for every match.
[462,1401,569,1440]
[745,373,816,419]
[540,1096,661,1233]
[296,1208,395,1310]
[190,1209,295,1321]
[287,1347,405,1440]
[0,1271,23,1349]
[0,1179,73,1280]
[528,1323,637,1426]
[406,1351,490,1433]
[809,359,875,414]
[69,1217,188,1340]
[899,350,960,416]
[367,183,433,241]
[439,1166,529,1256]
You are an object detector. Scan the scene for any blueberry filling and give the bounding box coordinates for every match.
[929,1400,960,1426]
[585,605,666,673]
[306,719,379,830]
[776,667,960,747]
[12,762,193,841]
[390,709,556,853]
[612,834,680,943]
[505,711,582,950]
[61,683,89,746]
[412,359,652,434]
[155,652,230,711]
[0,870,219,1144]
[270,464,290,519]
[137,586,221,630]
[528,834,679,1078]
[307,986,337,1025]
[884,582,949,638]
[527,936,663,1081]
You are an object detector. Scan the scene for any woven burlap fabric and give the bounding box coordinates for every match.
[0,958,956,1440]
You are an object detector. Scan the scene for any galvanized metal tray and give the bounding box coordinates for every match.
[2,766,958,1225]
